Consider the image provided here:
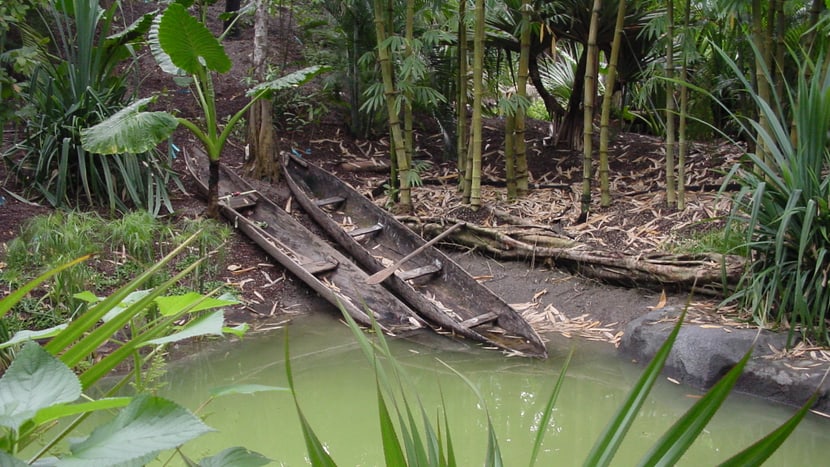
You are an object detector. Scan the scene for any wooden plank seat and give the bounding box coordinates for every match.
[301,258,339,275]
[226,195,258,210]
[459,311,498,329]
[396,261,442,281]
[348,223,383,237]
[315,196,345,207]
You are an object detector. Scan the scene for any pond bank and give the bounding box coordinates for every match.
[447,250,830,415]
[621,308,830,413]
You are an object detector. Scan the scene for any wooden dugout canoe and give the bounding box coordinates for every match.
[184,147,425,334]
[282,152,548,358]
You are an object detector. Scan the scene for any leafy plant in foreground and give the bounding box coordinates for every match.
[81,2,326,219]
[0,234,273,465]
[285,304,818,465]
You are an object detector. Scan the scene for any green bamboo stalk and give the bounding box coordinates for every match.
[456,0,468,193]
[665,0,677,208]
[404,0,415,173]
[599,0,626,208]
[373,0,412,211]
[505,113,517,199]
[677,0,692,210]
[580,0,602,219]
[466,0,485,209]
[514,0,531,197]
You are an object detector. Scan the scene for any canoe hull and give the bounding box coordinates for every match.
[283,153,547,357]
[185,148,424,334]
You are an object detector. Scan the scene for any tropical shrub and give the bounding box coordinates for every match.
[3,0,179,214]
[722,52,830,346]
[0,235,272,465]
[81,2,326,219]
[0,0,39,126]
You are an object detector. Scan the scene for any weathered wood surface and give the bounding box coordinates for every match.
[283,152,548,358]
[185,147,425,334]
[396,213,744,296]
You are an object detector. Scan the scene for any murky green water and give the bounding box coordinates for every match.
[151,312,828,466]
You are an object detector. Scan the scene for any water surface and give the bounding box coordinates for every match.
[154,312,829,466]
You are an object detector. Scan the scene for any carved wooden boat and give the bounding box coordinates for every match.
[184,147,425,334]
[282,152,548,358]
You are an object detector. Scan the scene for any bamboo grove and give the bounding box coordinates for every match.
[326,0,828,215]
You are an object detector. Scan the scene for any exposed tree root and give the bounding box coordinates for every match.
[397,214,744,296]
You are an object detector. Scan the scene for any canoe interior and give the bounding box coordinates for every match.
[184,148,424,334]
[284,154,548,358]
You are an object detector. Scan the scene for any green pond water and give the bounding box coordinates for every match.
[150,311,828,466]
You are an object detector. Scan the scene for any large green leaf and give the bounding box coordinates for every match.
[245,65,329,97]
[34,397,132,426]
[61,395,213,465]
[148,12,181,75]
[0,342,81,431]
[0,324,68,350]
[208,384,289,397]
[199,447,272,467]
[158,3,231,74]
[154,292,238,316]
[146,310,225,345]
[80,97,179,155]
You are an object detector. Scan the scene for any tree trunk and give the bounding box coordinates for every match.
[245,0,278,181]
[560,48,588,150]
[505,113,517,199]
[207,158,221,219]
[224,0,241,38]
[580,0,601,220]
[404,0,415,172]
[599,0,626,208]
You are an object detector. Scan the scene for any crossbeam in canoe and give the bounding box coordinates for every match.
[301,258,339,275]
[348,223,383,238]
[314,196,345,208]
[396,261,442,281]
[458,311,498,329]
[226,195,258,210]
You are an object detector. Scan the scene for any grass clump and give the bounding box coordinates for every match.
[665,223,748,256]
[0,211,232,332]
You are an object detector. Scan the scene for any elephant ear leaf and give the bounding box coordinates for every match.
[81,97,179,155]
[246,65,329,97]
[158,3,231,74]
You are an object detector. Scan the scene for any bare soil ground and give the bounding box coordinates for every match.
[0,2,746,345]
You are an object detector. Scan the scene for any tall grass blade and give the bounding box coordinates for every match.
[529,347,574,466]
[717,392,819,466]
[283,330,337,467]
[44,232,200,357]
[438,359,503,466]
[583,308,687,467]
[637,347,753,466]
[376,380,407,466]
